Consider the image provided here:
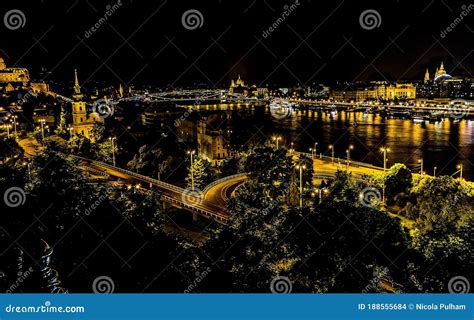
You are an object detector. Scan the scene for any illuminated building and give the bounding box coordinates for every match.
[70,70,104,140]
[229,75,257,96]
[424,69,430,83]
[0,57,30,91]
[330,82,416,102]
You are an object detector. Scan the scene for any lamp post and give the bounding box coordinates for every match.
[109,137,117,166]
[380,147,390,172]
[6,124,11,138]
[12,116,18,140]
[314,142,318,158]
[187,150,196,191]
[457,164,463,180]
[309,148,314,159]
[433,166,437,177]
[296,163,306,208]
[39,119,46,140]
[329,145,334,164]
[418,158,424,175]
[346,144,354,170]
[272,135,282,149]
[68,126,74,140]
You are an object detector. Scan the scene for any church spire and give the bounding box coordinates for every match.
[72,69,84,101]
[74,69,81,94]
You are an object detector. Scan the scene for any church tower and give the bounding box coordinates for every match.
[72,69,88,132]
[424,69,430,83]
[435,62,446,78]
[70,69,103,140]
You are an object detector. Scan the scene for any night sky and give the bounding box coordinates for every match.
[0,0,472,87]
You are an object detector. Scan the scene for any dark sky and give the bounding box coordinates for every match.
[0,0,472,87]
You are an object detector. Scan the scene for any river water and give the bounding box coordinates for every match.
[225,106,473,180]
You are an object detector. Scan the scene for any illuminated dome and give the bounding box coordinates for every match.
[434,73,452,82]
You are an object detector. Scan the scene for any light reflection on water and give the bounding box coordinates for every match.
[254,108,472,180]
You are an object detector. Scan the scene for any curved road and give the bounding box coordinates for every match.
[204,176,247,207]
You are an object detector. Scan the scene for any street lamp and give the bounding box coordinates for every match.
[272,135,282,149]
[309,148,314,159]
[313,188,326,204]
[39,119,46,140]
[109,137,117,166]
[433,166,437,177]
[380,147,390,172]
[457,164,463,180]
[329,144,334,164]
[314,142,318,158]
[418,158,424,175]
[295,163,306,208]
[67,126,74,140]
[187,150,196,191]
[5,124,12,138]
[12,115,18,140]
[346,144,354,170]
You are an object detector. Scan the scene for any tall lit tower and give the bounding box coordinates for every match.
[70,69,103,140]
[424,69,430,83]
